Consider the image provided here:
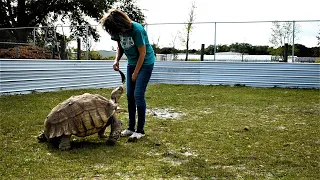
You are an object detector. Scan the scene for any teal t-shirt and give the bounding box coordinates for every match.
[111,21,155,65]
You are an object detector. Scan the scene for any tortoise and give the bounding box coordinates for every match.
[38,70,126,150]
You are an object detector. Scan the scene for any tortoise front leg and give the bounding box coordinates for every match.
[106,115,122,145]
[98,117,112,139]
[37,133,47,142]
[98,126,108,139]
[59,135,71,151]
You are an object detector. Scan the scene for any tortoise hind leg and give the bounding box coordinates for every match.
[59,135,71,151]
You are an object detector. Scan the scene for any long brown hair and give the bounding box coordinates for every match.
[100,9,132,35]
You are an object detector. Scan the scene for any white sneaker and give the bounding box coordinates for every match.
[121,129,134,137]
[129,132,145,139]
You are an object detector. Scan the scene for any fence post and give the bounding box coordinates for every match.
[77,38,81,60]
[214,22,217,61]
[85,25,89,60]
[284,43,288,62]
[292,21,295,62]
[200,44,205,61]
[52,42,55,59]
[33,27,36,46]
[15,46,19,58]
[60,39,67,60]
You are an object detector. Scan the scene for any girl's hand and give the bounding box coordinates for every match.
[113,61,119,71]
[132,72,138,82]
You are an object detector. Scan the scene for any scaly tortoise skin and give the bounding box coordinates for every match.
[38,70,126,150]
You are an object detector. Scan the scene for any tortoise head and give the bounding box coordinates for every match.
[111,85,124,103]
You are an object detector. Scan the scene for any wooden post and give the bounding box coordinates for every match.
[52,44,55,59]
[284,43,288,62]
[77,38,81,60]
[60,39,67,60]
[200,44,205,61]
[15,46,20,58]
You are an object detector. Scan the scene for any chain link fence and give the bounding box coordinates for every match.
[146,20,320,62]
[0,20,319,62]
[0,25,92,59]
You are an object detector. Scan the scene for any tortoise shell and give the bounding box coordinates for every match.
[44,93,117,139]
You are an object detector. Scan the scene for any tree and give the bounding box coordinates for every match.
[151,35,161,53]
[311,47,320,57]
[170,32,179,59]
[1,0,107,42]
[216,44,231,52]
[294,44,311,57]
[230,43,252,54]
[269,21,299,59]
[159,47,178,54]
[116,0,145,24]
[204,45,215,55]
[270,21,296,47]
[180,1,196,61]
[88,51,103,60]
[252,45,269,55]
[229,43,253,61]
[0,0,144,45]
[203,43,269,55]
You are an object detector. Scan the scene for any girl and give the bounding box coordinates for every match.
[101,9,155,140]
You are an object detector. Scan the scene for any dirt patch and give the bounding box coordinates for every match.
[0,46,58,59]
[147,108,185,119]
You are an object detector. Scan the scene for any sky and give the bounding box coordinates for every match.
[89,0,320,51]
[138,0,319,22]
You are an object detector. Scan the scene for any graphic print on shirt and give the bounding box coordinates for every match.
[120,36,135,50]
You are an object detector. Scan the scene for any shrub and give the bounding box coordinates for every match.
[104,56,115,60]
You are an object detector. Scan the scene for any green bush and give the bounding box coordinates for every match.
[104,56,115,60]
[315,57,320,63]
[187,58,200,61]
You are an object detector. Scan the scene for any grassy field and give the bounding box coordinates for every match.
[0,84,319,179]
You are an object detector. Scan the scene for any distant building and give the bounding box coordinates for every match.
[156,52,272,62]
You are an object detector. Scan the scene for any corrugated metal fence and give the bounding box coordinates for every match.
[152,61,320,88]
[0,59,319,95]
[0,59,126,94]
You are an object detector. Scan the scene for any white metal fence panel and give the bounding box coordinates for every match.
[151,61,201,85]
[0,59,126,94]
[199,62,320,88]
[150,61,320,88]
[0,60,319,95]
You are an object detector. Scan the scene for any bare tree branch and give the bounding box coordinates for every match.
[181,1,196,61]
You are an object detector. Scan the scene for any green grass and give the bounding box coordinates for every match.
[0,84,319,179]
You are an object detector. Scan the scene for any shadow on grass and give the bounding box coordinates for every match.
[39,134,163,153]
[39,138,116,151]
